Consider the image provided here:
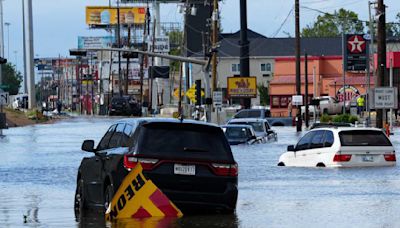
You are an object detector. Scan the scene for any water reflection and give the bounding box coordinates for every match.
[77,214,239,228]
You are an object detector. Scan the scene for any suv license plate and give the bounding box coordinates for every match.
[174,164,196,175]
[362,155,374,162]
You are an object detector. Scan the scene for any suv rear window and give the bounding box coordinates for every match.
[339,130,392,146]
[136,122,233,162]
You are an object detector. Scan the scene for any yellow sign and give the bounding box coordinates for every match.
[173,88,184,99]
[105,164,183,221]
[86,6,146,26]
[227,77,257,98]
[185,84,204,103]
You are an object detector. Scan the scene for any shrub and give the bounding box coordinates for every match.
[348,115,359,124]
[320,114,332,123]
[332,114,358,123]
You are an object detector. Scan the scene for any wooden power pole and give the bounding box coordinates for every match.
[376,0,386,128]
[295,0,302,132]
[211,0,219,93]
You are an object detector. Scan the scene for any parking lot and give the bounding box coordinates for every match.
[1,117,400,227]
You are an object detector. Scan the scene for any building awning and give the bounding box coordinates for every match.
[329,76,375,86]
[270,75,314,85]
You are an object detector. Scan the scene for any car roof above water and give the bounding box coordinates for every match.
[310,126,384,133]
[114,117,220,128]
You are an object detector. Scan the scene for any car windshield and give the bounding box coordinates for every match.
[233,122,264,132]
[137,122,233,162]
[339,130,392,146]
[224,127,251,139]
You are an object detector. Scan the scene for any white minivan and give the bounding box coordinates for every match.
[278,127,396,167]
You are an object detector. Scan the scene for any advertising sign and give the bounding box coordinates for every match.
[292,95,303,106]
[86,6,146,26]
[78,36,114,49]
[148,36,170,53]
[227,77,257,98]
[336,85,360,102]
[343,34,368,71]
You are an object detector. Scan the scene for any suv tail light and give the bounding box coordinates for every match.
[123,155,159,171]
[384,154,396,162]
[333,154,352,162]
[211,163,238,177]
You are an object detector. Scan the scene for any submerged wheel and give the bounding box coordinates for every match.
[104,184,114,212]
[316,163,326,167]
[277,162,285,166]
[74,179,85,218]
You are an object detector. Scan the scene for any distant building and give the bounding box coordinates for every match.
[190,30,400,108]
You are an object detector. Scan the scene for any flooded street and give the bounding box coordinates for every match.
[1,117,400,227]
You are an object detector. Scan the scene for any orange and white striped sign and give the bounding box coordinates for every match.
[105,163,183,221]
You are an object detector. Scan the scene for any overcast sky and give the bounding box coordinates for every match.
[4,0,400,73]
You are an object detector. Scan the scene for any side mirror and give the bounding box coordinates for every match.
[249,135,257,140]
[267,130,274,135]
[287,145,295,152]
[82,140,95,152]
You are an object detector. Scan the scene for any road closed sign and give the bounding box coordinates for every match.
[105,163,183,221]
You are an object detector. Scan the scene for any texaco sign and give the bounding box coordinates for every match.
[343,34,368,71]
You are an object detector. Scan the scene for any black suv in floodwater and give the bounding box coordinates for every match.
[109,96,141,116]
[74,118,238,217]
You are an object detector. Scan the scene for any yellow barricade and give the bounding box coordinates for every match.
[105,163,183,221]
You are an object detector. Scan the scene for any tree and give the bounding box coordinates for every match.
[386,13,400,37]
[1,63,22,95]
[302,8,364,37]
[257,84,270,106]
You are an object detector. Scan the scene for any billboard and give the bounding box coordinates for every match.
[78,36,114,49]
[86,6,146,26]
[227,77,257,98]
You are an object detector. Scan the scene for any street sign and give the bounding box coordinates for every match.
[372,87,398,109]
[186,84,204,103]
[213,91,223,107]
[0,92,9,105]
[148,36,170,53]
[292,95,303,106]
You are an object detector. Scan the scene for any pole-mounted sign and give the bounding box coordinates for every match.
[343,34,368,71]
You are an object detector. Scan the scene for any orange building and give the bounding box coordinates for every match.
[269,56,373,117]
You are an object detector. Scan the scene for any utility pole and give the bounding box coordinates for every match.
[304,52,309,128]
[295,0,302,132]
[376,0,386,128]
[211,0,219,93]
[22,0,28,93]
[239,0,250,109]
[125,25,131,95]
[116,0,123,97]
[24,0,36,109]
[0,0,4,85]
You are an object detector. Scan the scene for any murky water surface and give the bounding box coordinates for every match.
[1,117,400,227]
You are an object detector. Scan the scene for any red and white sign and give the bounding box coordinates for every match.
[347,35,366,54]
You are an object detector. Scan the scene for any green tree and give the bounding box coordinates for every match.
[1,63,22,95]
[386,13,400,37]
[302,8,364,37]
[257,84,269,106]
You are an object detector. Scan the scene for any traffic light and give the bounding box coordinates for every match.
[0,57,7,64]
[195,80,201,106]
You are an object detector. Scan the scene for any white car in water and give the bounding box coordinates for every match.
[278,127,396,168]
